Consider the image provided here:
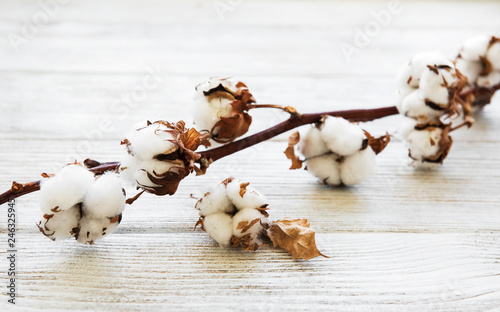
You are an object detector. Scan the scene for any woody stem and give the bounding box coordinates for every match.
[199,106,399,162]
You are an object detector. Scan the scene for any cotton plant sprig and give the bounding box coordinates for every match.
[195,177,327,260]
[0,35,499,250]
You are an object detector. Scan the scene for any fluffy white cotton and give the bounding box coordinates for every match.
[299,126,330,158]
[340,148,376,186]
[232,208,267,240]
[401,90,442,122]
[486,41,500,70]
[83,172,126,218]
[320,117,365,156]
[397,117,418,140]
[225,179,268,210]
[396,51,453,89]
[419,66,455,106]
[300,117,377,186]
[305,154,342,186]
[202,213,233,246]
[459,35,490,61]
[455,58,482,84]
[406,127,443,161]
[124,122,178,161]
[477,71,500,87]
[39,165,95,213]
[119,154,141,185]
[193,77,237,132]
[76,215,120,245]
[396,51,454,112]
[197,183,235,216]
[38,205,81,240]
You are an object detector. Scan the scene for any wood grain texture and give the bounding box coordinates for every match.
[1,0,500,311]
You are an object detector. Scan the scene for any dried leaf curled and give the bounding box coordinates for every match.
[284,131,303,169]
[267,218,328,260]
[363,131,391,155]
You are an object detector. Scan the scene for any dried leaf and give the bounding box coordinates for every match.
[267,218,328,260]
[239,182,250,197]
[211,113,252,144]
[363,131,391,155]
[284,131,303,169]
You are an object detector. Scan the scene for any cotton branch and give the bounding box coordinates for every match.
[198,106,399,163]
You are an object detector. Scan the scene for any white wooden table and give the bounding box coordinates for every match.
[1,0,500,311]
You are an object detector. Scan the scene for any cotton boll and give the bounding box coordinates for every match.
[406,127,442,161]
[305,154,342,186]
[419,67,455,107]
[455,58,482,84]
[124,123,178,161]
[320,117,365,156]
[232,208,267,241]
[202,213,233,246]
[398,51,453,89]
[299,126,330,158]
[76,215,121,244]
[397,117,418,140]
[459,35,490,61]
[83,172,126,218]
[193,77,238,132]
[39,165,95,213]
[477,71,500,87]
[339,148,376,186]
[37,205,81,240]
[400,90,442,123]
[197,183,235,217]
[225,179,268,210]
[193,92,234,132]
[486,41,500,70]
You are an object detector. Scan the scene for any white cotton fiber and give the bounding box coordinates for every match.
[340,148,376,186]
[83,172,126,218]
[397,117,418,141]
[486,41,500,70]
[407,127,442,161]
[193,94,234,132]
[320,117,365,156]
[197,183,235,217]
[455,58,482,85]
[124,123,178,161]
[299,126,330,158]
[397,51,453,89]
[119,153,141,185]
[459,35,490,61]
[401,90,441,122]
[39,205,81,240]
[419,67,454,106]
[39,165,95,213]
[192,77,237,133]
[202,213,233,246]
[76,215,120,244]
[304,154,342,186]
[477,71,500,87]
[225,179,268,210]
[231,208,266,239]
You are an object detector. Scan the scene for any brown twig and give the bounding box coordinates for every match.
[459,83,500,104]
[199,106,399,162]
